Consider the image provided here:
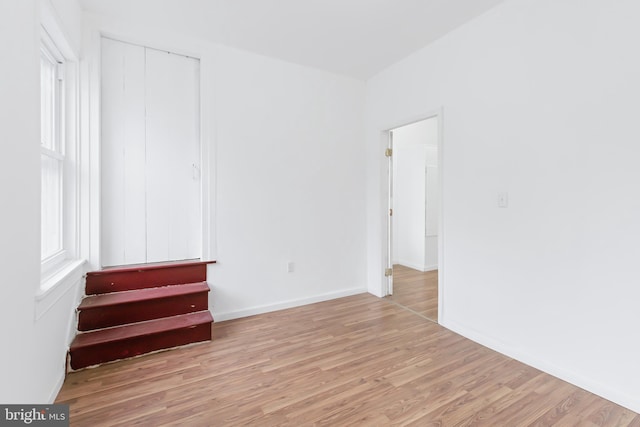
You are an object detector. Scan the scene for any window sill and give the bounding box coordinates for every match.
[35,259,85,320]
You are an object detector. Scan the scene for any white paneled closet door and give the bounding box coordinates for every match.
[101,38,201,267]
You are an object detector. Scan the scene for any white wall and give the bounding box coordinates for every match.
[392,119,438,271]
[211,46,367,319]
[83,13,368,321]
[366,0,640,412]
[393,143,427,269]
[0,0,84,403]
[49,0,82,52]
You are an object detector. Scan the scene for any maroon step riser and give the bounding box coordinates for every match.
[86,265,207,294]
[69,323,212,370]
[77,293,210,331]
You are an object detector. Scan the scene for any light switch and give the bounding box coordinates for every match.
[498,192,508,208]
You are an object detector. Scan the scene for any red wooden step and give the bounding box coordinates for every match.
[77,282,210,331]
[86,260,215,294]
[69,311,213,370]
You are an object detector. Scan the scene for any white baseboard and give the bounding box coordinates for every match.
[213,287,367,322]
[396,260,437,272]
[47,371,65,403]
[396,260,423,271]
[441,317,640,414]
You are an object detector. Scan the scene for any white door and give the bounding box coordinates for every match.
[387,132,394,295]
[101,38,201,267]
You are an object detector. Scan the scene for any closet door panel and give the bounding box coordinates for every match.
[144,48,201,263]
[100,38,147,266]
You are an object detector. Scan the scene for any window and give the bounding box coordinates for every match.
[40,35,65,261]
[38,16,82,292]
[40,31,66,266]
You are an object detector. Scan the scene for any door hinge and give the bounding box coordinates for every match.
[385,268,393,277]
[385,148,393,157]
[389,208,393,216]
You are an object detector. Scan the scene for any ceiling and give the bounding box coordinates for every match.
[79,0,506,80]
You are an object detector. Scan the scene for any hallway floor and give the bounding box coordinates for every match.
[388,264,438,321]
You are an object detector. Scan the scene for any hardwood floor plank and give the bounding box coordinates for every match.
[389,264,438,321]
[586,403,640,427]
[56,293,640,426]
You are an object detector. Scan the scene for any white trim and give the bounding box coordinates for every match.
[35,259,85,320]
[85,20,215,268]
[435,108,445,324]
[199,55,215,261]
[45,372,66,404]
[394,261,438,273]
[67,60,82,264]
[378,130,390,297]
[101,35,199,60]
[40,250,67,278]
[41,146,64,160]
[39,0,83,292]
[422,264,438,272]
[86,27,102,269]
[380,108,444,311]
[395,260,424,272]
[97,30,202,62]
[213,288,366,322]
[41,28,64,63]
[379,111,442,136]
[39,0,78,61]
[441,318,640,414]
[387,131,393,296]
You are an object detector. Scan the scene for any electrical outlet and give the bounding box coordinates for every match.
[287,262,295,273]
[498,192,508,208]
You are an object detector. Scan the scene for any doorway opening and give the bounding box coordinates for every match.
[385,114,441,323]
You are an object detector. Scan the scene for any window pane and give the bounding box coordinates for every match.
[41,154,62,259]
[40,51,56,150]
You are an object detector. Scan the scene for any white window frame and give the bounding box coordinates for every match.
[38,9,82,294]
[40,29,66,272]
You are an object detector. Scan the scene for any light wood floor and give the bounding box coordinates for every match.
[56,294,640,426]
[388,264,438,321]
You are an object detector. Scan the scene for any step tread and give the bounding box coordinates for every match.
[78,282,209,310]
[70,311,213,349]
[87,260,216,277]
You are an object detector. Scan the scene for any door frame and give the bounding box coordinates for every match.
[381,108,444,323]
[85,28,214,270]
